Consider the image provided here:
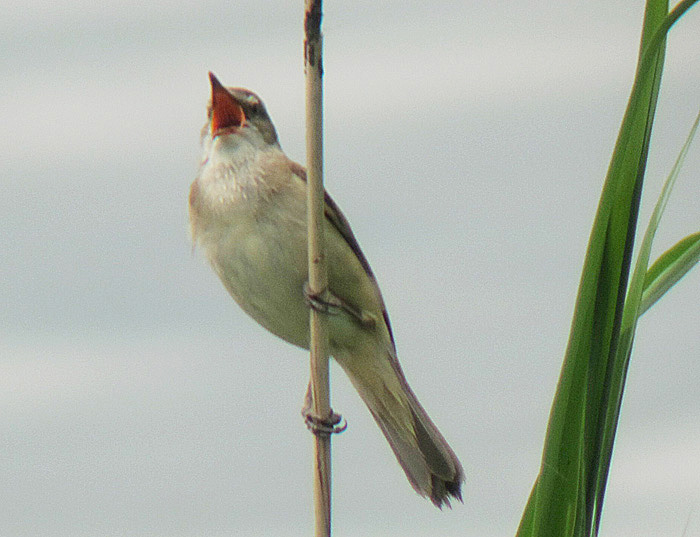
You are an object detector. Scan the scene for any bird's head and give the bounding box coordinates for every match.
[204,72,279,149]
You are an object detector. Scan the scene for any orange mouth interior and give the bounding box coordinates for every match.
[209,72,245,134]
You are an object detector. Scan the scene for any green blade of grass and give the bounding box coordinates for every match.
[515,1,680,535]
[641,231,700,315]
[517,1,700,535]
[631,109,700,323]
[591,109,700,533]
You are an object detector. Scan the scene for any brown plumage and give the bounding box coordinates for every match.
[190,73,464,507]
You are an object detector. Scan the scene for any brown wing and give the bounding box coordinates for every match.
[288,160,396,347]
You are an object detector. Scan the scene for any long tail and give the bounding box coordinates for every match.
[335,345,464,508]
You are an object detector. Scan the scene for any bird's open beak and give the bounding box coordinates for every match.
[209,72,245,135]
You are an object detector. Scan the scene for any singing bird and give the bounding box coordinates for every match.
[189,72,464,507]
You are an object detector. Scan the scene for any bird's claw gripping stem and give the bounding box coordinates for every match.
[302,408,348,436]
[301,382,347,436]
[303,282,377,328]
[303,282,342,315]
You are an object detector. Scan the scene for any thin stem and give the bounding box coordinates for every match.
[304,1,332,536]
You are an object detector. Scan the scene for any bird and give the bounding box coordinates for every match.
[189,72,464,507]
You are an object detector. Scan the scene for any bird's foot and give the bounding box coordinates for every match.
[303,282,377,328]
[302,407,348,436]
[303,282,342,315]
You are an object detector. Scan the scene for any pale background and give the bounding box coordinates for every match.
[2,1,700,536]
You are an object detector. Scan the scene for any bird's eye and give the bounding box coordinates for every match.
[246,95,261,112]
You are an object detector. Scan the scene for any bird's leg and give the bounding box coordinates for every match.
[303,282,377,328]
[301,381,347,436]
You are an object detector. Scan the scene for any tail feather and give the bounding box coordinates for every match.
[408,395,464,507]
[336,346,464,508]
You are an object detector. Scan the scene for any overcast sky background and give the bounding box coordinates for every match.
[2,1,700,536]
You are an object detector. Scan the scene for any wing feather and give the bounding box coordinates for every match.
[288,159,396,347]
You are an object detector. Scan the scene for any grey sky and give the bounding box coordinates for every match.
[2,1,700,536]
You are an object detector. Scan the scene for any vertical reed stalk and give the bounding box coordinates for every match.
[304,1,332,535]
